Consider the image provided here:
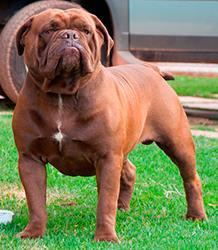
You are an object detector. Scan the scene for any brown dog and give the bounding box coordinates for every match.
[13,8,206,242]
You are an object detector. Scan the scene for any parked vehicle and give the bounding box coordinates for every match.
[0,0,218,102]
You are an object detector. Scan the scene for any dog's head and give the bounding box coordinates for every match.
[16,8,114,93]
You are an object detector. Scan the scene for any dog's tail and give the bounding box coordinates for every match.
[160,71,175,81]
[143,62,175,81]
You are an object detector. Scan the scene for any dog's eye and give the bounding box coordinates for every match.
[41,28,57,36]
[45,30,52,34]
[44,29,55,34]
[83,29,90,35]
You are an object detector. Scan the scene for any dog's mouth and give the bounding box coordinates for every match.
[55,46,81,77]
[38,40,86,80]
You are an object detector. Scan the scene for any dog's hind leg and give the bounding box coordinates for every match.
[156,124,206,220]
[118,159,136,211]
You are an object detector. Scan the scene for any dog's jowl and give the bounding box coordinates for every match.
[13,8,206,242]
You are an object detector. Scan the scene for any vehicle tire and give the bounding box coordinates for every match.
[0,0,79,103]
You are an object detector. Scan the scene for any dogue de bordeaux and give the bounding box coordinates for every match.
[13,7,206,242]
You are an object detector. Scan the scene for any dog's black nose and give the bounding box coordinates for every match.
[61,30,79,40]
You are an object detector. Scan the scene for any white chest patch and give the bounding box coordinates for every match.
[52,94,65,151]
[53,131,64,151]
[53,130,64,143]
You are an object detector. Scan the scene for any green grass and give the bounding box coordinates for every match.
[191,125,217,132]
[0,114,218,249]
[169,76,218,98]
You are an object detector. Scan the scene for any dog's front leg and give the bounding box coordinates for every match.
[17,154,47,239]
[95,155,122,242]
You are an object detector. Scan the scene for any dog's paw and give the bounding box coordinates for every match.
[16,229,45,239]
[117,200,130,211]
[94,232,119,243]
[186,212,207,221]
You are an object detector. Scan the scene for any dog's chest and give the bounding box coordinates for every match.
[29,94,99,176]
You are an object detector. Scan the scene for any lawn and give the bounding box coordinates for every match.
[169,76,218,98]
[0,114,217,249]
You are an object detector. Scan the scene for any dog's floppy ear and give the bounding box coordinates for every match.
[16,17,33,56]
[91,14,114,57]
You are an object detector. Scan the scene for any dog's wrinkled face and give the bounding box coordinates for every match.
[16,8,113,93]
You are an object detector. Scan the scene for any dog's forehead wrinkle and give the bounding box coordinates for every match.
[33,9,95,33]
[68,12,95,29]
[33,11,68,31]
[49,20,61,29]
[57,13,71,27]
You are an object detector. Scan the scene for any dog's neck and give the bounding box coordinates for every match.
[27,62,102,96]
[25,63,106,111]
